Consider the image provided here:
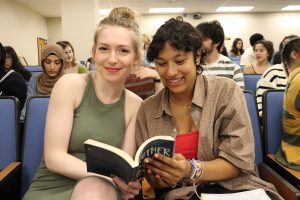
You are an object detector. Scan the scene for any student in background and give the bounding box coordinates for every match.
[136,17,282,200]
[0,43,27,110]
[20,44,64,119]
[256,35,298,117]
[229,38,244,57]
[4,46,32,81]
[125,32,164,99]
[56,40,87,74]
[240,33,264,66]
[272,35,298,65]
[275,37,300,171]
[195,20,244,89]
[23,7,142,200]
[243,40,274,74]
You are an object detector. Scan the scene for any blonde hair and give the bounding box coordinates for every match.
[93,7,141,62]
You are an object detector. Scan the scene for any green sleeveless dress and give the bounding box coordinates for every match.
[23,73,126,200]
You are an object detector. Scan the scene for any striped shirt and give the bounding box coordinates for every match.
[256,63,287,116]
[202,54,244,89]
[276,67,300,171]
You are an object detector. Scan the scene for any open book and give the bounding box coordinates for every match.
[84,135,174,183]
[201,188,271,200]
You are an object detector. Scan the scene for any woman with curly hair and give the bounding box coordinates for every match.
[243,40,274,74]
[135,17,282,200]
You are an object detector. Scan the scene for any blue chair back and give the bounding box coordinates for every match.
[21,96,50,196]
[263,90,284,154]
[244,74,261,93]
[244,91,263,165]
[25,65,43,76]
[0,97,19,169]
[230,56,240,65]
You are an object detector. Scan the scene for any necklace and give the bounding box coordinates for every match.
[170,97,191,109]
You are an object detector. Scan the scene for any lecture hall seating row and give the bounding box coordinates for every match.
[0,91,299,199]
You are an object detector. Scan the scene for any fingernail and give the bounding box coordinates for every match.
[154,154,159,158]
[144,159,149,163]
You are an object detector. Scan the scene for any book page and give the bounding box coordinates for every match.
[201,189,271,200]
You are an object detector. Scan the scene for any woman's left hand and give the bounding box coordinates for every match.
[113,176,141,200]
[144,153,190,188]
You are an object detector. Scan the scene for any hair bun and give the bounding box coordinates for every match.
[109,7,136,21]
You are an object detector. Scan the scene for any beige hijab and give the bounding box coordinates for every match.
[37,44,64,95]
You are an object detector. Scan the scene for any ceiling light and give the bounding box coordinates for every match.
[216,6,254,12]
[98,9,111,15]
[281,5,300,11]
[148,8,185,13]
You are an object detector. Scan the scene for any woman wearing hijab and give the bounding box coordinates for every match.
[21,44,64,119]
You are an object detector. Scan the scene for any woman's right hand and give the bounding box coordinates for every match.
[144,153,191,188]
[113,176,141,199]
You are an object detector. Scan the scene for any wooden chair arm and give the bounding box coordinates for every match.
[0,162,21,181]
[259,163,300,200]
[0,162,21,200]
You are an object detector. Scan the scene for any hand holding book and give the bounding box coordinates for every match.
[84,135,175,183]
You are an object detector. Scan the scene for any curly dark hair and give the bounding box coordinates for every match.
[253,40,274,62]
[195,20,224,52]
[146,17,203,72]
[250,33,264,46]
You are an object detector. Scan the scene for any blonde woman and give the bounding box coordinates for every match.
[23,7,142,200]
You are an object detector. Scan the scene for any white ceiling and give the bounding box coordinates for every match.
[16,0,300,18]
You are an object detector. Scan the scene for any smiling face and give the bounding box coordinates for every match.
[92,25,139,83]
[254,43,269,63]
[155,42,197,96]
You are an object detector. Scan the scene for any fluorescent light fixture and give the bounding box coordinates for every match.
[148,8,185,13]
[98,9,111,15]
[282,5,300,11]
[216,6,254,12]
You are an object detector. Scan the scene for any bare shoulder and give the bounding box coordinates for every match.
[125,89,143,112]
[243,65,253,74]
[53,74,87,92]
[51,73,88,106]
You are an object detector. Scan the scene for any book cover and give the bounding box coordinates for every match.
[84,135,174,183]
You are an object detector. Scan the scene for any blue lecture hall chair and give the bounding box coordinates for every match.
[262,90,300,200]
[20,96,50,197]
[243,90,263,165]
[25,65,43,76]
[230,56,241,65]
[0,96,21,200]
[244,74,261,93]
[243,90,300,200]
